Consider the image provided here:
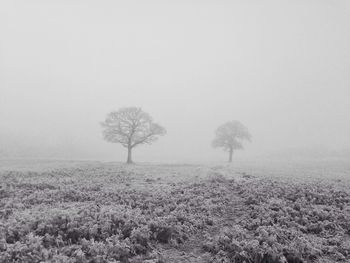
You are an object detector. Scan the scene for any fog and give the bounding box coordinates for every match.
[1,0,350,163]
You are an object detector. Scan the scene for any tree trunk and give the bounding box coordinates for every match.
[228,148,233,163]
[127,146,133,164]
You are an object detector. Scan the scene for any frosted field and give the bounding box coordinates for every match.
[0,159,350,262]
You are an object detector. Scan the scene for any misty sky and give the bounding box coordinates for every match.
[1,0,350,162]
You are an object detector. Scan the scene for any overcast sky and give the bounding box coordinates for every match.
[1,0,350,162]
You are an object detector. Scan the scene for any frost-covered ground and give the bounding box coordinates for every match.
[0,159,350,262]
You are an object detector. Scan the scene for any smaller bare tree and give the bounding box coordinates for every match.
[101,107,166,164]
[212,120,251,162]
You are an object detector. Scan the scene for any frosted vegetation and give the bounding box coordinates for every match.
[1,160,350,263]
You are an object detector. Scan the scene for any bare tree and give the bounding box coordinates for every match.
[212,121,251,162]
[101,107,166,164]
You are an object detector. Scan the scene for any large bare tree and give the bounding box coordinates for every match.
[101,107,166,163]
[212,120,251,162]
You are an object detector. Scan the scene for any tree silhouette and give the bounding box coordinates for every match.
[101,107,166,163]
[212,120,251,162]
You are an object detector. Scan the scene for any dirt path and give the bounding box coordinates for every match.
[159,174,248,262]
